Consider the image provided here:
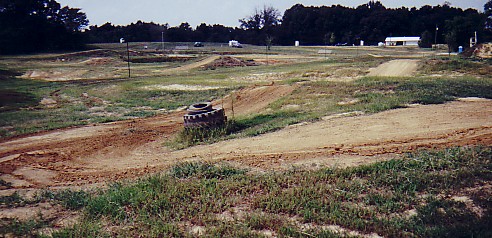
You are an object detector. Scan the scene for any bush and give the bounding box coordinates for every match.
[171,161,247,179]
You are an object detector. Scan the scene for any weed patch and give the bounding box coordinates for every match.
[38,190,89,210]
[173,122,235,148]
[0,70,42,112]
[0,192,24,208]
[171,162,247,179]
[0,217,49,237]
[42,146,487,237]
[397,77,492,104]
[0,179,12,189]
[422,58,492,75]
[233,111,315,137]
[48,220,109,238]
[172,110,315,149]
[1,146,486,236]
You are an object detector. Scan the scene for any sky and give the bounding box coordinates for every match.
[57,0,487,28]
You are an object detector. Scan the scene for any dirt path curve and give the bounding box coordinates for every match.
[169,98,491,169]
[154,55,221,74]
[0,88,490,188]
[0,85,295,188]
[367,59,419,77]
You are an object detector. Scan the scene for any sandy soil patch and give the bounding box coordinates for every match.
[166,99,491,170]
[141,84,224,91]
[153,55,221,74]
[21,69,90,81]
[476,43,492,59]
[80,57,115,65]
[218,85,296,116]
[367,59,419,77]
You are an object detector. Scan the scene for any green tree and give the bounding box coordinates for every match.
[419,30,433,48]
[485,0,492,29]
[0,0,88,54]
[240,5,281,32]
[445,30,458,52]
[239,5,281,44]
[445,14,485,51]
[329,32,337,45]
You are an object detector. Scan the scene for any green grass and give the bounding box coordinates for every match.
[170,74,492,149]
[0,179,12,189]
[38,189,90,210]
[238,76,491,141]
[0,217,50,237]
[171,121,236,148]
[0,69,236,138]
[0,192,25,208]
[421,58,492,75]
[282,74,490,117]
[232,111,317,137]
[170,162,247,179]
[1,147,490,237]
[172,111,316,148]
[46,221,109,238]
[2,48,490,141]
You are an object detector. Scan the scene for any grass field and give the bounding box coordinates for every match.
[1,44,491,237]
[1,146,490,237]
[1,45,491,139]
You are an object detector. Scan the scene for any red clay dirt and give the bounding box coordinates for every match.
[0,84,491,189]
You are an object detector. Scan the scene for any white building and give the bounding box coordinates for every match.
[384,36,420,46]
[228,40,242,47]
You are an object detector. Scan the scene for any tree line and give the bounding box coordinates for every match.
[1,0,492,54]
[0,0,88,54]
[279,1,488,50]
[80,1,492,51]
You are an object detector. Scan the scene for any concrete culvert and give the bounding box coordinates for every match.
[184,102,227,128]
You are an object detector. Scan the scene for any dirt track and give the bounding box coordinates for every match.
[156,55,221,73]
[19,55,224,81]
[1,58,491,189]
[1,84,491,189]
[367,59,419,77]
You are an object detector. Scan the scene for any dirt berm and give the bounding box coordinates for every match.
[0,85,490,188]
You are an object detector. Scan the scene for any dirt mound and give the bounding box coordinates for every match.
[129,55,194,63]
[203,56,257,70]
[152,55,221,74]
[176,98,492,169]
[466,43,492,59]
[20,69,89,81]
[46,49,119,61]
[81,57,115,65]
[217,84,296,116]
[367,59,419,77]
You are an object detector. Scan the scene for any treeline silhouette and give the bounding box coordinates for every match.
[0,0,88,54]
[1,0,490,54]
[85,1,488,51]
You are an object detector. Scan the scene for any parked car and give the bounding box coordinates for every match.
[194,42,204,47]
[228,40,242,48]
[335,42,348,46]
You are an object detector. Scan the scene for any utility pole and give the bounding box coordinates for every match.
[435,25,438,49]
[120,38,131,78]
[266,45,269,66]
[161,31,165,52]
[126,41,131,78]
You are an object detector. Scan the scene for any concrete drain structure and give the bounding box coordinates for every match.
[183,102,226,128]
